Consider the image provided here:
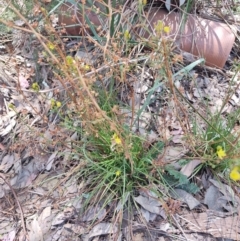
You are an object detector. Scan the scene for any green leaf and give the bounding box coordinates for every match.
[166,167,188,185]
[76,1,103,43]
[174,58,205,78]
[177,183,200,194]
[146,141,164,160]
[164,165,200,194]
[178,159,189,166]
[110,13,121,37]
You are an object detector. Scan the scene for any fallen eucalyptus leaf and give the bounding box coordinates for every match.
[140,207,157,222]
[0,154,15,173]
[134,195,161,214]
[2,230,16,241]
[28,217,43,241]
[180,159,201,177]
[171,189,200,210]
[204,185,223,211]
[134,195,166,218]
[89,222,118,238]
[45,151,58,171]
[82,205,106,222]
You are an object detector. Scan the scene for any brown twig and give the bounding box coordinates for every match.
[0,85,63,93]
[0,173,27,238]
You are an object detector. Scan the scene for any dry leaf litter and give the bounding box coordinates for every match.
[1,5,240,241]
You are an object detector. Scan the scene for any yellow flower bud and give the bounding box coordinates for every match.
[124,30,131,41]
[116,170,121,177]
[66,56,75,66]
[163,26,170,34]
[47,42,55,51]
[50,99,56,109]
[56,101,62,108]
[154,20,164,34]
[41,7,47,13]
[8,103,15,109]
[83,64,91,71]
[32,82,40,92]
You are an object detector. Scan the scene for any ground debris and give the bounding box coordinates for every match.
[181,211,240,240]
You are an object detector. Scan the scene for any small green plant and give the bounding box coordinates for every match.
[188,103,240,180]
[67,117,169,214]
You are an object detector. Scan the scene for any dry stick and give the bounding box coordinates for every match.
[162,38,188,138]
[0,85,63,93]
[103,0,112,61]
[0,173,27,237]
[171,214,189,241]
[76,55,147,122]
[0,18,34,34]
[81,56,149,79]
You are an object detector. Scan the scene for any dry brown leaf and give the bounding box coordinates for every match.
[89,223,118,238]
[180,159,201,177]
[171,189,200,210]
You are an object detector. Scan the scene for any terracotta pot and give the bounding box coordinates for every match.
[144,9,235,68]
[58,2,103,36]
[58,3,235,68]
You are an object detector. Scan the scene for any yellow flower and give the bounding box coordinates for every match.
[143,0,147,5]
[230,166,240,181]
[56,101,62,108]
[124,30,131,41]
[50,99,56,109]
[216,146,226,159]
[47,42,55,51]
[41,7,47,14]
[113,133,122,145]
[82,64,91,71]
[110,133,123,152]
[116,170,121,177]
[51,99,62,109]
[140,0,147,5]
[8,103,15,110]
[154,20,164,34]
[42,51,48,57]
[66,56,75,66]
[163,26,170,34]
[32,82,40,92]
